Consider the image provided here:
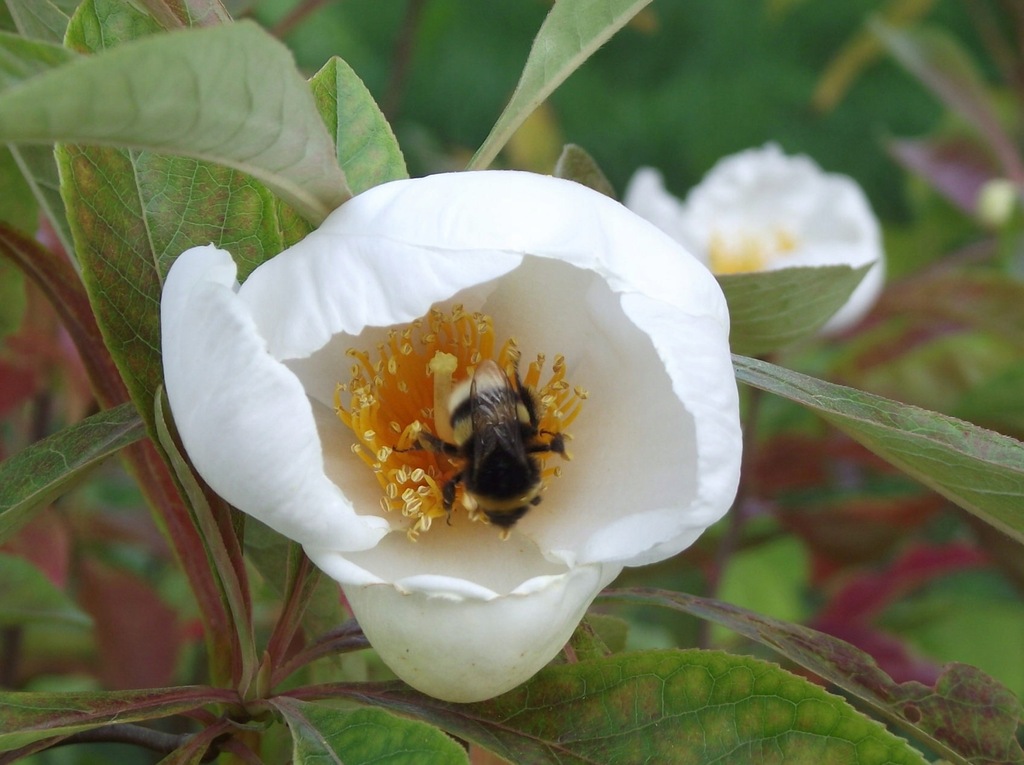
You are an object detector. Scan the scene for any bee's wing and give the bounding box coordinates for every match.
[471,364,527,465]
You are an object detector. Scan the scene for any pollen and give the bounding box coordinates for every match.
[708,226,799,274]
[334,306,585,540]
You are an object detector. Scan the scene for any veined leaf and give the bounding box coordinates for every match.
[0,686,236,751]
[273,699,466,765]
[469,0,654,170]
[296,650,927,765]
[733,354,1024,543]
[0,20,348,223]
[0,403,144,546]
[719,264,871,356]
[310,57,408,195]
[604,589,1024,765]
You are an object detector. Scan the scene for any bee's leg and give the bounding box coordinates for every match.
[396,430,459,456]
[442,470,463,525]
[528,432,565,456]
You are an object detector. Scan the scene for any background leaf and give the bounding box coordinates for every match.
[733,354,1024,544]
[603,589,1024,765]
[298,651,927,765]
[310,56,408,194]
[0,686,235,752]
[720,264,871,356]
[553,143,617,198]
[469,0,655,169]
[0,403,144,545]
[273,699,467,765]
[0,553,91,628]
[0,20,348,223]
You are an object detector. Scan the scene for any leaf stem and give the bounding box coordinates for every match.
[271,620,370,686]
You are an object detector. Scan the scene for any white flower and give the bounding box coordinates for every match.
[161,170,741,702]
[625,144,885,334]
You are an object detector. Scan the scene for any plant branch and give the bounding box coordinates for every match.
[272,620,370,686]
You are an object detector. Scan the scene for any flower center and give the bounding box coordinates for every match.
[708,226,799,274]
[334,306,586,539]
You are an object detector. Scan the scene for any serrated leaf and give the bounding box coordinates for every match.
[719,264,870,356]
[604,589,1024,765]
[273,699,466,765]
[0,686,236,751]
[469,0,654,170]
[310,57,408,195]
[314,650,926,765]
[0,403,144,546]
[733,354,1024,543]
[0,20,348,223]
[0,553,91,628]
[553,144,616,199]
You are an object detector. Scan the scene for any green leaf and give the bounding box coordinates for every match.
[719,264,870,356]
[0,146,37,233]
[0,686,236,751]
[317,650,926,765]
[469,0,654,170]
[273,699,467,765]
[0,553,91,628]
[310,56,408,195]
[0,20,349,223]
[5,0,71,41]
[55,5,316,434]
[732,354,1024,544]
[603,589,1024,765]
[0,403,145,546]
[553,144,616,199]
[8,144,75,259]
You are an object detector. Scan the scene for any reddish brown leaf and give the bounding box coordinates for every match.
[77,558,183,690]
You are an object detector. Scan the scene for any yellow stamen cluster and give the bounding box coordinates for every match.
[708,227,799,274]
[334,306,586,539]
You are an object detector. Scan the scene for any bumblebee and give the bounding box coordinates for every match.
[412,358,566,530]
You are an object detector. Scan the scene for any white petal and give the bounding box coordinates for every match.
[338,557,618,702]
[160,246,389,550]
[243,171,729,344]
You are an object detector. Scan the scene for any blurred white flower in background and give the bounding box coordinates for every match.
[625,143,885,334]
[161,171,742,702]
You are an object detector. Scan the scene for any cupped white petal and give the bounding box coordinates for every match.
[306,525,620,701]
[160,246,389,550]
[335,558,618,702]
